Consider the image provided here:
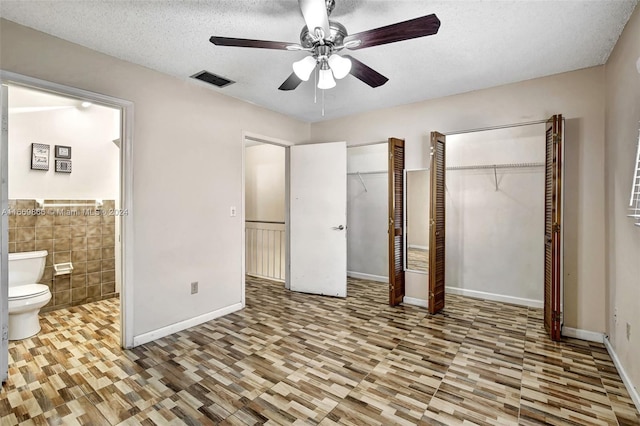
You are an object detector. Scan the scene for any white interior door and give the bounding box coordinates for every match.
[290,142,347,297]
[1,82,9,383]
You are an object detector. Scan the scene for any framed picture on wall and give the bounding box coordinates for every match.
[55,159,72,173]
[31,143,50,170]
[55,145,71,159]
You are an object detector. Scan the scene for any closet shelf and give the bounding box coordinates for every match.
[447,162,545,191]
[446,162,545,171]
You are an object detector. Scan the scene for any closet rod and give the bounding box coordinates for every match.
[447,162,545,171]
[444,118,565,136]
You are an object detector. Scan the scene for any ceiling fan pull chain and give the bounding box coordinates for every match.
[314,68,318,104]
[322,88,325,117]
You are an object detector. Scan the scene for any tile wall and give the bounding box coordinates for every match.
[7,199,118,311]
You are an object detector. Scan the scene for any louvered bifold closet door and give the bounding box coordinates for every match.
[388,138,405,306]
[544,114,563,341]
[429,132,446,314]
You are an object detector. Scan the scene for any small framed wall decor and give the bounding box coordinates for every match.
[55,159,72,173]
[31,143,50,170]
[55,145,72,159]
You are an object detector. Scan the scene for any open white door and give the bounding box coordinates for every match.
[1,82,8,383]
[290,142,347,297]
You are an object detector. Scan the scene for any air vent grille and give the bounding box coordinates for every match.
[191,71,235,88]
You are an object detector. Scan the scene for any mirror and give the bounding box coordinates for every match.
[405,169,430,273]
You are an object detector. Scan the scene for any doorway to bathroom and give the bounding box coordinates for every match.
[0,73,134,382]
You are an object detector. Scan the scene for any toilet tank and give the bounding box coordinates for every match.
[8,250,48,287]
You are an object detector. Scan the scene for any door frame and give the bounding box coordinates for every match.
[439,118,564,324]
[241,131,293,304]
[0,71,135,353]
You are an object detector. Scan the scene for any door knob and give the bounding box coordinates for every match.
[333,225,345,230]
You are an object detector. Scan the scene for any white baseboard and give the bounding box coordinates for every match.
[347,271,388,283]
[403,296,428,308]
[561,327,605,343]
[445,286,543,309]
[133,302,243,347]
[604,337,640,412]
[408,244,428,250]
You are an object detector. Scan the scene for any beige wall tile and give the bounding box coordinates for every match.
[71,274,86,289]
[102,282,115,295]
[35,215,54,227]
[101,258,115,270]
[16,227,35,242]
[53,225,71,239]
[16,214,37,227]
[102,234,115,247]
[72,261,87,275]
[72,287,87,302]
[102,270,115,283]
[16,241,35,252]
[87,285,101,298]
[87,236,102,249]
[86,225,101,237]
[71,249,87,264]
[71,237,87,251]
[53,251,71,264]
[87,249,101,261]
[54,290,71,306]
[102,247,114,259]
[70,225,86,237]
[87,260,101,273]
[54,276,70,292]
[69,215,87,226]
[36,226,54,240]
[53,238,71,252]
[87,272,101,286]
[54,214,71,226]
[35,239,53,252]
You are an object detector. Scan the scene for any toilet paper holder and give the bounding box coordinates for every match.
[54,262,74,276]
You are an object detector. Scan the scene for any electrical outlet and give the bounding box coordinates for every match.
[614,307,618,324]
[627,322,631,340]
[230,206,236,217]
[191,281,198,295]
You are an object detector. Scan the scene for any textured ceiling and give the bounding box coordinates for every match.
[0,1,637,122]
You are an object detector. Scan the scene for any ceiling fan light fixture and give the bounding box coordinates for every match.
[292,56,317,81]
[328,54,351,79]
[318,63,336,89]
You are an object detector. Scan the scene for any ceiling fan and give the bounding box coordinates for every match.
[209,0,440,91]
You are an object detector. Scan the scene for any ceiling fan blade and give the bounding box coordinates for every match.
[343,55,388,88]
[210,36,293,50]
[344,14,441,50]
[299,0,330,36]
[278,73,303,91]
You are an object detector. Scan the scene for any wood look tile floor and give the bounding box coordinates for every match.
[2,277,639,425]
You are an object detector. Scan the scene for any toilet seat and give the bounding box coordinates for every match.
[9,284,50,300]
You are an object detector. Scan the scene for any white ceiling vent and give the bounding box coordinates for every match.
[191,71,235,88]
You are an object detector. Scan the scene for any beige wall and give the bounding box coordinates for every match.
[604,6,640,399]
[8,100,120,200]
[311,66,607,333]
[245,143,286,223]
[0,19,310,337]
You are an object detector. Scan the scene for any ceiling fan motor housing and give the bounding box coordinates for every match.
[300,20,347,50]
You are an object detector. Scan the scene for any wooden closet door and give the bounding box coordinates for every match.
[429,132,446,314]
[388,138,405,306]
[544,115,563,341]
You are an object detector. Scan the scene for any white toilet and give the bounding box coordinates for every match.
[8,250,52,340]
